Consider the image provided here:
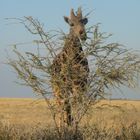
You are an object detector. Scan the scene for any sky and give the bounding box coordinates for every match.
[0,0,140,99]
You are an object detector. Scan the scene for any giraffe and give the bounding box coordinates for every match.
[50,7,89,128]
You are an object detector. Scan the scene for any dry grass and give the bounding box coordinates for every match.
[0,98,53,127]
[85,99,140,128]
[0,98,140,139]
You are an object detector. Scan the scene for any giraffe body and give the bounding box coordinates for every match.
[51,8,89,127]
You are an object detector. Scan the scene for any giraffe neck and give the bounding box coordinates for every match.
[63,33,83,52]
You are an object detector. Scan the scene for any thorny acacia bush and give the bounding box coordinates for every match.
[7,16,140,138]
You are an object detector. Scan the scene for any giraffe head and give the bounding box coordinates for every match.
[64,7,88,41]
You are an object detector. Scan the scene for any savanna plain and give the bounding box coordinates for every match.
[0,98,140,140]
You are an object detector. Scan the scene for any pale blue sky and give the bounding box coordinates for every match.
[0,0,140,98]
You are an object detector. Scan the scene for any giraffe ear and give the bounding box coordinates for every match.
[81,18,88,25]
[64,16,74,26]
[64,16,70,24]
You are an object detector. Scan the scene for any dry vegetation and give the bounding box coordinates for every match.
[0,98,140,139]
[5,10,140,139]
[0,98,52,126]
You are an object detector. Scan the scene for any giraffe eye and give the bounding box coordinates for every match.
[70,22,74,26]
[70,23,74,26]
